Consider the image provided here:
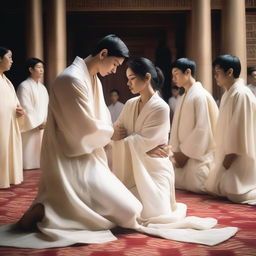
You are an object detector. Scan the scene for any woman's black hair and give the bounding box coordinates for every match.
[127,57,165,90]
[91,34,129,59]
[213,55,241,78]
[171,58,196,77]
[25,57,44,78]
[0,47,10,59]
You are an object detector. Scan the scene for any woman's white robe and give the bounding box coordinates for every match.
[170,82,219,193]
[0,58,237,248]
[0,74,23,188]
[112,93,178,220]
[206,79,256,204]
[17,78,49,169]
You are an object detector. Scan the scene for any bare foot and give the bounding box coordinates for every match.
[16,203,44,231]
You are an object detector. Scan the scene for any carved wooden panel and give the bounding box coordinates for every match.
[246,14,256,67]
[67,0,192,11]
[211,0,222,9]
[67,0,256,11]
[246,0,256,8]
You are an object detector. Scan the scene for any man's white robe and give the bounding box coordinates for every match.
[247,84,256,97]
[108,101,124,123]
[0,58,237,248]
[0,74,23,188]
[170,82,219,193]
[206,79,256,204]
[17,78,49,169]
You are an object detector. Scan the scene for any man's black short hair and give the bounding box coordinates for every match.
[91,34,129,59]
[171,58,196,77]
[213,55,241,78]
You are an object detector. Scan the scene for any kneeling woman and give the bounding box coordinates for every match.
[112,58,181,223]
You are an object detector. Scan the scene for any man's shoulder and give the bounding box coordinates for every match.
[232,84,256,103]
[190,84,213,102]
[55,67,85,86]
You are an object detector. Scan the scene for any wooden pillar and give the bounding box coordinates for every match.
[189,0,212,93]
[221,0,247,80]
[26,0,43,60]
[45,0,67,86]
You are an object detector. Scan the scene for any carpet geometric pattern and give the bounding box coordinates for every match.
[0,170,255,256]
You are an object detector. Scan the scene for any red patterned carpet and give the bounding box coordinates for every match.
[0,170,255,256]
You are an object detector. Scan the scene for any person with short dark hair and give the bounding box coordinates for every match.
[0,47,24,188]
[108,88,124,123]
[9,34,143,247]
[169,58,219,193]
[206,55,256,204]
[17,58,49,170]
[247,66,256,97]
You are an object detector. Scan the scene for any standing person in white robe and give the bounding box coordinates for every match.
[206,55,256,205]
[17,58,49,170]
[106,89,124,168]
[0,47,24,188]
[108,89,124,123]
[0,37,236,249]
[168,85,180,124]
[247,66,256,97]
[170,58,219,193]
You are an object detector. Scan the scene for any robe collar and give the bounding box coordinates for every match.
[226,78,244,94]
[136,92,159,121]
[27,77,42,87]
[220,78,244,109]
[72,56,92,87]
[185,81,203,96]
[0,73,13,88]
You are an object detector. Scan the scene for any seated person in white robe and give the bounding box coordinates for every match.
[0,47,24,188]
[170,58,219,193]
[0,37,237,249]
[108,89,124,123]
[206,55,256,205]
[17,58,49,170]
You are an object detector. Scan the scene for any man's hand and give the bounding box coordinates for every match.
[38,122,46,130]
[111,123,127,141]
[16,106,24,118]
[223,153,237,169]
[173,151,189,168]
[147,144,172,158]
